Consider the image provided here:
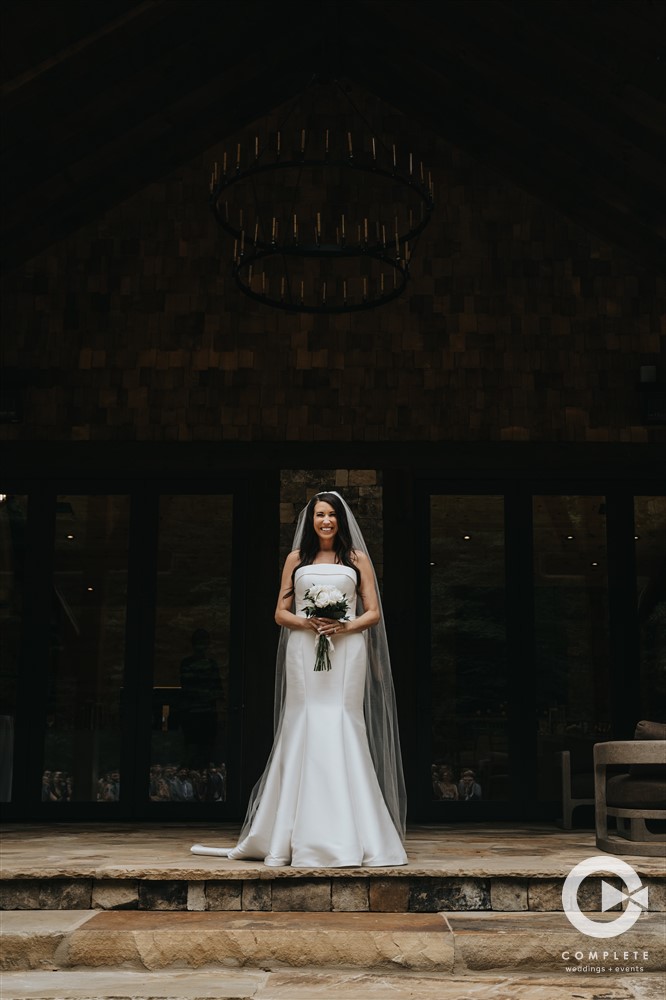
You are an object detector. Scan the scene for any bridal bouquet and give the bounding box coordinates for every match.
[301,584,350,671]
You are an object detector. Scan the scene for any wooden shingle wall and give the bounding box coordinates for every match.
[2,118,664,445]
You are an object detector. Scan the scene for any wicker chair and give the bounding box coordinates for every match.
[594,720,666,857]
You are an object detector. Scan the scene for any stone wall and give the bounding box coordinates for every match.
[2,873,664,914]
[2,92,664,445]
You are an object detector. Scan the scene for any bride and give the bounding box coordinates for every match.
[191,491,407,867]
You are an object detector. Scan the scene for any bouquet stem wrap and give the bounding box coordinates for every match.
[314,630,335,672]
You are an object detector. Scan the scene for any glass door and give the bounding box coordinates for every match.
[43,495,131,805]
[428,495,508,806]
[418,487,661,821]
[149,494,235,808]
[635,495,666,722]
[532,495,611,808]
[0,494,28,804]
[3,485,249,819]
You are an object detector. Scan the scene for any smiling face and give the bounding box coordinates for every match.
[313,500,338,545]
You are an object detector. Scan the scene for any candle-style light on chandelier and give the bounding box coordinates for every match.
[209,79,434,313]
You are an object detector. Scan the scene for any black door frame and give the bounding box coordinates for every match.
[3,472,279,821]
[404,475,649,822]
[3,442,663,822]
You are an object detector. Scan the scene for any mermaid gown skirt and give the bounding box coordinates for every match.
[192,564,406,868]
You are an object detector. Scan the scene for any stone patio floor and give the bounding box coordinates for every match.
[2,820,664,881]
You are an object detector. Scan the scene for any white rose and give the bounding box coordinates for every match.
[314,588,332,608]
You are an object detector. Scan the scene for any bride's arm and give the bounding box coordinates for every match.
[346,550,380,633]
[274,551,318,631]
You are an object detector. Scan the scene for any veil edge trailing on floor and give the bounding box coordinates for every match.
[191,490,406,858]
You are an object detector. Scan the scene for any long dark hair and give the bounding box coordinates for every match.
[288,492,360,594]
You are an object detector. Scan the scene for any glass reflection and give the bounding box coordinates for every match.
[636,496,666,721]
[430,495,507,801]
[44,496,130,802]
[0,494,27,802]
[533,495,610,804]
[151,495,233,802]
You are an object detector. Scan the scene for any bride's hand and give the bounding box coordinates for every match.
[313,617,347,637]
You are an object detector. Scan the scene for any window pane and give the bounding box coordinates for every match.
[151,496,233,803]
[44,496,130,803]
[430,496,507,802]
[533,495,610,802]
[635,496,666,721]
[0,495,27,803]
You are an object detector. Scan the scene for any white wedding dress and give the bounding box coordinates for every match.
[192,564,407,868]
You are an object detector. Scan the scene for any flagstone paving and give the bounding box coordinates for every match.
[1,967,665,1000]
[3,822,664,880]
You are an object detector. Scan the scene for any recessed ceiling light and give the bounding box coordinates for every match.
[566,535,574,540]
[463,534,471,541]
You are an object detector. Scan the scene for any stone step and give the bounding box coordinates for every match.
[2,909,664,975]
[2,910,449,973]
[2,966,665,1000]
[3,823,665,916]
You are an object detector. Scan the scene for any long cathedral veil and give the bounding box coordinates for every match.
[235,490,407,845]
